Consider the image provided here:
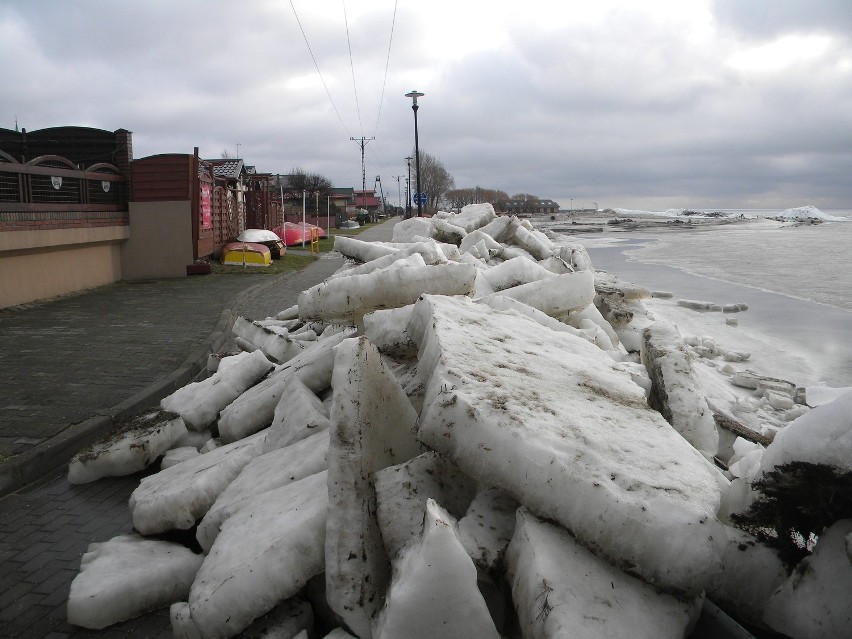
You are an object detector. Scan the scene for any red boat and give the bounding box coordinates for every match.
[272,222,327,246]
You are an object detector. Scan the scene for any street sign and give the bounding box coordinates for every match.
[413,192,427,205]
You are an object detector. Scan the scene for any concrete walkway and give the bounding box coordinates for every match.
[0,219,397,638]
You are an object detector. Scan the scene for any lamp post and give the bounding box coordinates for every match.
[405,90,424,217]
[405,156,413,219]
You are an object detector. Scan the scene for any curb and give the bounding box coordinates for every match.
[0,272,291,499]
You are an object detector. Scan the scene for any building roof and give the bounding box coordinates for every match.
[203,158,245,179]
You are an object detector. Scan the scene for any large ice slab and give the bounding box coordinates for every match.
[763,518,852,639]
[264,374,331,452]
[373,499,499,639]
[174,471,328,639]
[758,388,852,476]
[129,430,267,535]
[298,262,477,325]
[375,451,477,559]
[479,256,555,293]
[331,241,446,280]
[68,409,187,484]
[507,509,702,638]
[458,487,518,571]
[67,534,202,629]
[641,320,719,457]
[334,235,399,262]
[217,328,354,443]
[325,337,422,639]
[231,317,305,364]
[161,350,273,431]
[410,295,724,594]
[481,269,594,318]
[453,202,496,232]
[197,430,329,552]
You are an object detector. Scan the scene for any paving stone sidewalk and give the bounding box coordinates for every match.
[0,219,397,638]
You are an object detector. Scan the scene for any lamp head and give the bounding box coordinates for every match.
[405,90,425,106]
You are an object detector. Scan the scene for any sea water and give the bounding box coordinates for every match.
[552,215,852,386]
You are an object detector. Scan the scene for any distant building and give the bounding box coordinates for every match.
[505,198,560,216]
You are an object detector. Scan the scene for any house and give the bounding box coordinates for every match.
[505,198,560,216]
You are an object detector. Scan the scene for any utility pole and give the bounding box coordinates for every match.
[405,156,413,219]
[394,176,404,212]
[350,136,375,208]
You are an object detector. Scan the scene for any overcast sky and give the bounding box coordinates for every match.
[2,0,851,210]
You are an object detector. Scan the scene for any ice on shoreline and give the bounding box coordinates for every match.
[67,203,851,639]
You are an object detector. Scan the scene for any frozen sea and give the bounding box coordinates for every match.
[544,212,852,388]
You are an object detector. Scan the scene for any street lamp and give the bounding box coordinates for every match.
[405,90,424,217]
[405,156,413,219]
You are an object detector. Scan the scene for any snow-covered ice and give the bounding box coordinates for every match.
[161,350,273,431]
[325,337,422,638]
[411,294,724,595]
[68,409,187,484]
[128,430,267,535]
[763,519,852,639]
[67,205,852,637]
[373,499,499,639]
[507,509,702,639]
[68,534,202,629]
[174,471,327,639]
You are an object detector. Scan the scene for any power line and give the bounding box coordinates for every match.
[289,0,352,137]
[343,0,365,138]
[372,0,398,138]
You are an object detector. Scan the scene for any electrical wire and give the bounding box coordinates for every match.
[343,0,365,138]
[289,0,352,138]
[372,0,398,138]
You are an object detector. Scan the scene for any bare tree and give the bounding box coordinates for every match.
[281,168,333,212]
[446,186,510,211]
[413,150,455,211]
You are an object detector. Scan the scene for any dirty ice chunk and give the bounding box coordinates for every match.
[481,269,594,318]
[391,217,435,243]
[362,305,418,359]
[758,389,852,477]
[506,509,702,639]
[197,430,329,552]
[453,202,496,232]
[641,321,719,458]
[67,534,202,629]
[264,375,331,452]
[480,256,556,292]
[129,430,267,535]
[431,217,467,244]
[235,597,313,639]
[458,487,518,571]
[160,446,200,470]
[411,295,724,595]
[68,409,187,484]
[374,499,500,639]
[231,317,304,364]
[330,242,447,280]
[217,328,354,443]
[763,519,852,639]
[161,350,273,431]
[459,229,502,256]
[177,471,328,639]
[334,235,399,262]
[298,262,477,325]
[326,337,422,639]
[704,526,787,627]
[478,295,596,345]
[375,451,477,559]
[508,224,553,260]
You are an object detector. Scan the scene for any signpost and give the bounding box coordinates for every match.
[413,192,427,206]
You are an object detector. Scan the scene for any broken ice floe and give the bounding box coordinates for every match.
[68,409,187,484]
[67,203,852,638]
